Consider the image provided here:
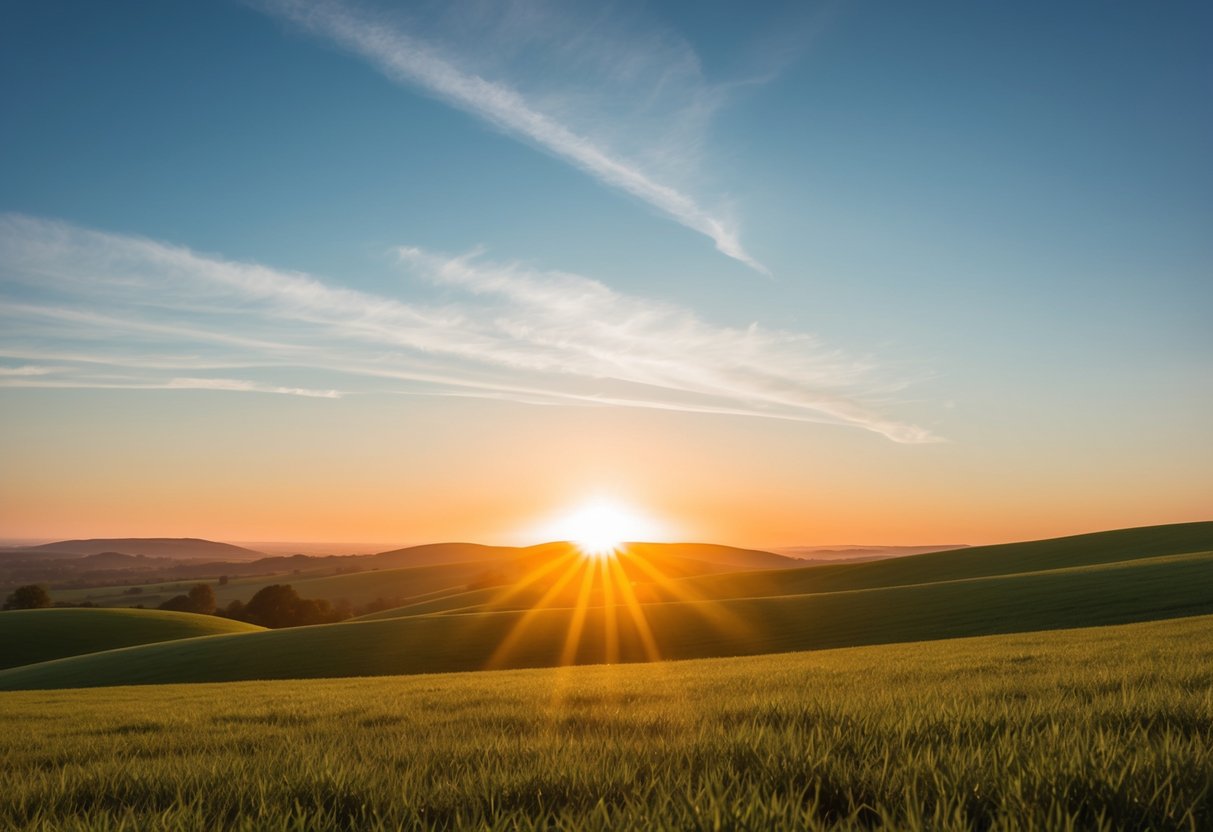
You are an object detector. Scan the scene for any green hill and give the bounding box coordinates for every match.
[348,547,761,622]
[643,520,1213,605]
[350,521,1213,621]
[0,608,263,670]
[3,547,1209,690]
[350,585,507,621]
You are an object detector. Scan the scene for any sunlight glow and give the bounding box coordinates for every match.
[481,499,746,675]
[542,499,662,558]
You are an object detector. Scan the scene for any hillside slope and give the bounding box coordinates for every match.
[351,521,1213,620]
[3,548,1208,690]
[646,520,1213,605]
[0,608,263,669]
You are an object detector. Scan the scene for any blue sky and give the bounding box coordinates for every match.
[1,1,1210,544]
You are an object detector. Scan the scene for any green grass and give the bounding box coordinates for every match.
[0,608,263,670]
[5,549,1209,690]
[349,584,506,620]
[1,615,1210,831]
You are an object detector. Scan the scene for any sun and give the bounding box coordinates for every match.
[542,499,662,558]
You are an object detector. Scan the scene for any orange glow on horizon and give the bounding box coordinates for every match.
[533,498,668,556]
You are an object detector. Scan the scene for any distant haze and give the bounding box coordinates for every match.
[776,545,970,562]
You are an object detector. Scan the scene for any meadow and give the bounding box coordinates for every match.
[2,615,1211,831]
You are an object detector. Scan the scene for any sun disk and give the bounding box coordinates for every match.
[540,499,662,559]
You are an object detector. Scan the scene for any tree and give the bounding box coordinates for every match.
[218,575,229,586]
[188,583,216,615]
[240,584,347,628]
[3,584,52,610]
[242,584,304,628]
[157,594,193,612]
[157,583,216,614]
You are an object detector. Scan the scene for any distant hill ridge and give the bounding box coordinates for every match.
[23,538,264,560]
[360,540,799,571]
[776,545,969,560]
[12,538,798,570]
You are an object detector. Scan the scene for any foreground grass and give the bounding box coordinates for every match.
[0,608,263,670]
[1,615,1211,831]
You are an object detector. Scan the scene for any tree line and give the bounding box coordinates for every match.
[2,582,352,629]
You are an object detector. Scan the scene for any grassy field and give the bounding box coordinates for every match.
[1,615,1210,831]
[4,547,1210,690]
[0,608,263,670]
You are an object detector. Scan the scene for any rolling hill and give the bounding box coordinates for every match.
[52,542,792,610]
[18,538,264,560]
[3,543,1208,690]
[0,608,263,670]
[350,521,1213,620]
[775,544,969,560]
[640,520,1213,605]
[362,540,799,571]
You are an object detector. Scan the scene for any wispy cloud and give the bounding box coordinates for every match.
[254,0,767,272]
[0,364,55,376]
[0,214,935,442]
[0,376,340,399]
[166,378,341,398]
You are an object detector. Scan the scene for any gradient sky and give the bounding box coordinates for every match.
[1,1,1210,548]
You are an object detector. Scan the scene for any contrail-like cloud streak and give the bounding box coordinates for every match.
[256,0,766,272]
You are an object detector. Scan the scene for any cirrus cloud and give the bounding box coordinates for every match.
[0,214,936,442]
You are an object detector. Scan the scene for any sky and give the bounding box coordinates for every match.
[1,0,1210,548]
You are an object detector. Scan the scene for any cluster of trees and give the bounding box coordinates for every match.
[3,584,52,610]
[155,582,350,628]
[157,584,217,615]
[4,581,355,630]
[220,584,350,628]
